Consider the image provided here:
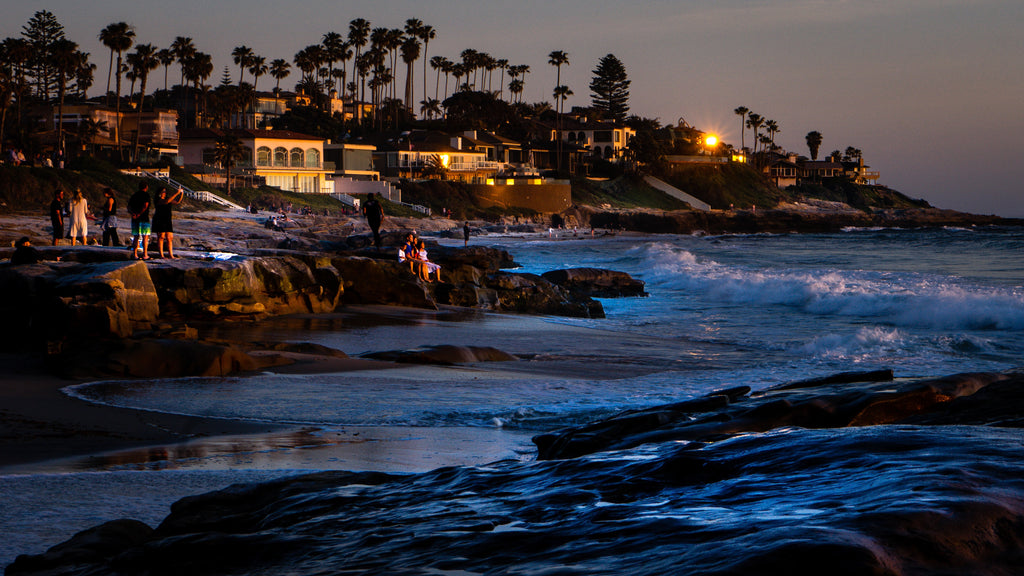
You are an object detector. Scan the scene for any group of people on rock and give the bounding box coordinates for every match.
[45,181,183,260]
[398,232,443,283]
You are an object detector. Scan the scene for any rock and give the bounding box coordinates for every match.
[147,255,341,319]
[54,338,265,378]
[534,370,1015,460]
[363,344,518,365]
[0,260,159,346]
[330,256,437,310]
[483,272,604,318]
[541,267,647,298]
[6,519,154,576]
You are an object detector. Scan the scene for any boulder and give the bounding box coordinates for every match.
[54,338,265,378]
[330,256,437,310]
[483,272,604,318]
[147,255,341,319]
[363,344,518,365]
[0,260,159,346]
[541,267,647,298]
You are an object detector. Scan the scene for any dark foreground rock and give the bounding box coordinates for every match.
[533,369,1021,459]
[363,344,518,365]
[9,369,1024,576]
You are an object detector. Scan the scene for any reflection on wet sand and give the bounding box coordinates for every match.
[13,426,537,475]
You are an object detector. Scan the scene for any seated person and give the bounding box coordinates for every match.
[398,232,420,273]
[10,237,41,265]
[415,239,442,283]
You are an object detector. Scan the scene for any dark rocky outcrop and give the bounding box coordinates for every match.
[363,344,518,365]
[541,267,647,298]
[533,370,1017,460]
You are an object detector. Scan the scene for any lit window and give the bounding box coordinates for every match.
[290,148,304,167]
[305,148,320,168]
[257,146,272,166]
[274,147,288,166]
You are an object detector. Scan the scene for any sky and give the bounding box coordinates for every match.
[5,0,1023,216]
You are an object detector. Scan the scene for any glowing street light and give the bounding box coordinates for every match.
[705,135,718,147]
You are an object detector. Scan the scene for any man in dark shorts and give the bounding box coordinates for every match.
[49,189,64,245]
[128,182,152,260]
[362,193,384,249]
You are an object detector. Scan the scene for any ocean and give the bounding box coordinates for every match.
[3,226,1024,572]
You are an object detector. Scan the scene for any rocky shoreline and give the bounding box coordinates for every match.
[0,210,646,379]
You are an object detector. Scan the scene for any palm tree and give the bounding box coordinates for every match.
[269,59,290,95]
[49,39,79,156]
[765,119,779,152]
[247,56,267,128]
[213,133,246,196]
[553,84,572,171]
[231,46,253,85]
[805,131,823,161]
[129,43,158,162]
[170,36,195,88]
[420,97,441,120]
[417,24,435,110]
[98,22,134,158]
[99,22,133,104]
[745,112,763,157]
[733,106,748,152]
[157,48,174,91]
[400,35,420,113]
[495,58,508,100]
[182,51,212,127]
[74,51,96,99]
[347,18,370,96]
[320,31,344,93]
[508,79,524,105]
[548,50,569,171]
[76,117,107,155]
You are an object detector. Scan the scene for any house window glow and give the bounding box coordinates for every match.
[440,154,450,168]
[486,179,494,185]
[506,179,515,185]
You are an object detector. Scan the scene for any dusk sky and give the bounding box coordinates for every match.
[6,1,1022,216]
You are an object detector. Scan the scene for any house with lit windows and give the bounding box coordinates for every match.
[179,128,332,193]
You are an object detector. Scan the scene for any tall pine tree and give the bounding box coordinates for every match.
[589,54,629,122]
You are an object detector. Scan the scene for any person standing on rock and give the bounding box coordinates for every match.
[128,182,152,260]
[100,188,121,247]
[362,193,384,249]
[463,221,471,247]
[69,189,89,246]
[152,186,183,259]
[49,189,64,246]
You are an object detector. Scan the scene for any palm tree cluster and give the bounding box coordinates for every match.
[733,106,781,168]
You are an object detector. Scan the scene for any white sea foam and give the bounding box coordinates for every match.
[639,243,1024,331]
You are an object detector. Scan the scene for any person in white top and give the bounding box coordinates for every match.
[68,189,89,246]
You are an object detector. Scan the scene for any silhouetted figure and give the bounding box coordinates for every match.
[100,188,121,246]
[362,193,384,249]
[49,189,64,246]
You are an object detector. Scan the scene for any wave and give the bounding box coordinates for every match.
[638,243,1024,331]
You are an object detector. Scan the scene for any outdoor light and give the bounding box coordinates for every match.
[705,135,718,147]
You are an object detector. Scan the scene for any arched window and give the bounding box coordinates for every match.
[593,146,602,159]
[290,147,304,167]
[274,147,288,167]
[305,148,320,168]
[604,145,613,159]
[257,146,272,167]
[567,131,576,143]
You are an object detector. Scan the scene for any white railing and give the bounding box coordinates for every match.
[135,168,246,211]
